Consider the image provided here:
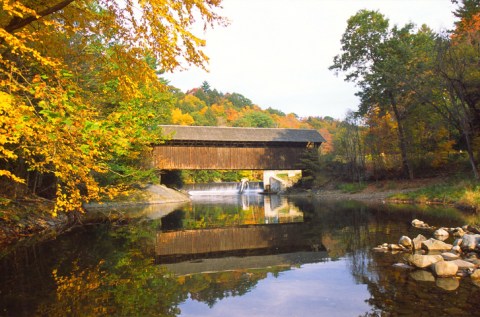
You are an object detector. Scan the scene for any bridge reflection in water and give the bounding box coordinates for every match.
[155,195,326,273]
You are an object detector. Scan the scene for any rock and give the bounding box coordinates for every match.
[407,254,443,268]
[472,279,480,288]
[451,246,462,253]
[436,277,460,291]
[466,225,480,234]
[450,259,476,270]
[434,228,449,240]
[398,236,412,249]
[466,252,478,259]
[432,261,458,277]
[453,227,465,238]
[441,252,460,261]
[411,219,433,229]
[389,244,403,251]
[471,269,480,279]
[393,263,414,270]
[372,247,388,252]
[410,270,435,282]
[453,238,463,246]
[421,238,453,251]
[461,234,480,251]
[412,219,425,227]
[412,234,427,250]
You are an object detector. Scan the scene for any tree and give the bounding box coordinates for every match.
[0,0,225,213]
[330,10,437,179]
[232,111,275,128]
[433,33,480,178]
[334,112,366,182]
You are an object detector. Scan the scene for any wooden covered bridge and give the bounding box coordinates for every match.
[152,125,325,170]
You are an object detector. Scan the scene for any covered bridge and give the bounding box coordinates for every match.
[152,125,325,170]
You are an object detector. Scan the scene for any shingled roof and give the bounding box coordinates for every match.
[159,125,326,144]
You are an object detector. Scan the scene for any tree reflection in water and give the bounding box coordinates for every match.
[1,198,480,316]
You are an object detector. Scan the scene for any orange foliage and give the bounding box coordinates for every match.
[318,128,334,153]
[452,12,480,44]
[226,108,240,122]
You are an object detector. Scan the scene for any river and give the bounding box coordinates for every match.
[1,193,479,316]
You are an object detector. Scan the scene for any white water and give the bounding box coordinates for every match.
[183,182,263,196]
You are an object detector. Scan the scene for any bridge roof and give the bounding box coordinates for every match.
[160,125,326,144]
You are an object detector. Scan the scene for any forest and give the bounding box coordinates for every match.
[0,0,479,215]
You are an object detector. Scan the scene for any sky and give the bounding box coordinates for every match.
[164,0,457,119]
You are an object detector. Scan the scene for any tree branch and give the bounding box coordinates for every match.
[4,0,76,33]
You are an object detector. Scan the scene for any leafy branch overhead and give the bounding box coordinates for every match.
[0,0,225,214]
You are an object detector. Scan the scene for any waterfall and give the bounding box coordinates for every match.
[183,182,263,196]
[239,178,249,193]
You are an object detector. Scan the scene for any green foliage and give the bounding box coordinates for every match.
[180,170,254,184]
[266,107,286,116]
[233,111,276,128]
[225,92,253,109]
[336,182,367,193]
[295,149,323,188]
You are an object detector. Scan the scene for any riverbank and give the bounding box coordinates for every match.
[290,178,480,212]
[0,185,190,250]
[289,178,440,201]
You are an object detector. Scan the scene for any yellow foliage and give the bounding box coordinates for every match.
[0,0,224,213]
[171,108,195,125]
[211,103,225,116]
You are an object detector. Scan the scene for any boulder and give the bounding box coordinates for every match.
[432,261,458,277]
[460,234,480,251]
[466,225,480,234]
[434,228,449,241]
[433,228,449,238]
[407,254,443,268]
[421,238,453,252]
[471,269,480,279]
[436,277,460,291]
[410,270,435,282]
[452,227,465,238]
[389,244,403,251]
[372,247,388,252]
[450,259,476,270]
[412,234,427,250]
[441,252,460,261]
[453,238,463,246]
[411,219,430,228]
[451,246,462,253]
[398,236,412,249]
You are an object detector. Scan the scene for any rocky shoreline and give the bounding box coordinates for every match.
[374,219,480,290]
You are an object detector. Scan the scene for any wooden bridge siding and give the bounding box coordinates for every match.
[156,224,319,256]
[152,145,303,170]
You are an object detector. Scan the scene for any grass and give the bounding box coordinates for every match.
[389,179,480,211]
[337,182,367,193]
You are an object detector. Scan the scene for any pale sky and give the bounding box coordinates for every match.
[165,0,457,119]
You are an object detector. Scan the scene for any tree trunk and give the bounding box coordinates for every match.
[464,130,480,179]
[389,92,414,180]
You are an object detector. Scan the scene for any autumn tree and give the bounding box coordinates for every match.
[431,4,480,178]
[330,10,439,179]
[0,0,225,213]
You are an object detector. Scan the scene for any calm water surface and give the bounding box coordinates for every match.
[1,194,479,316]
